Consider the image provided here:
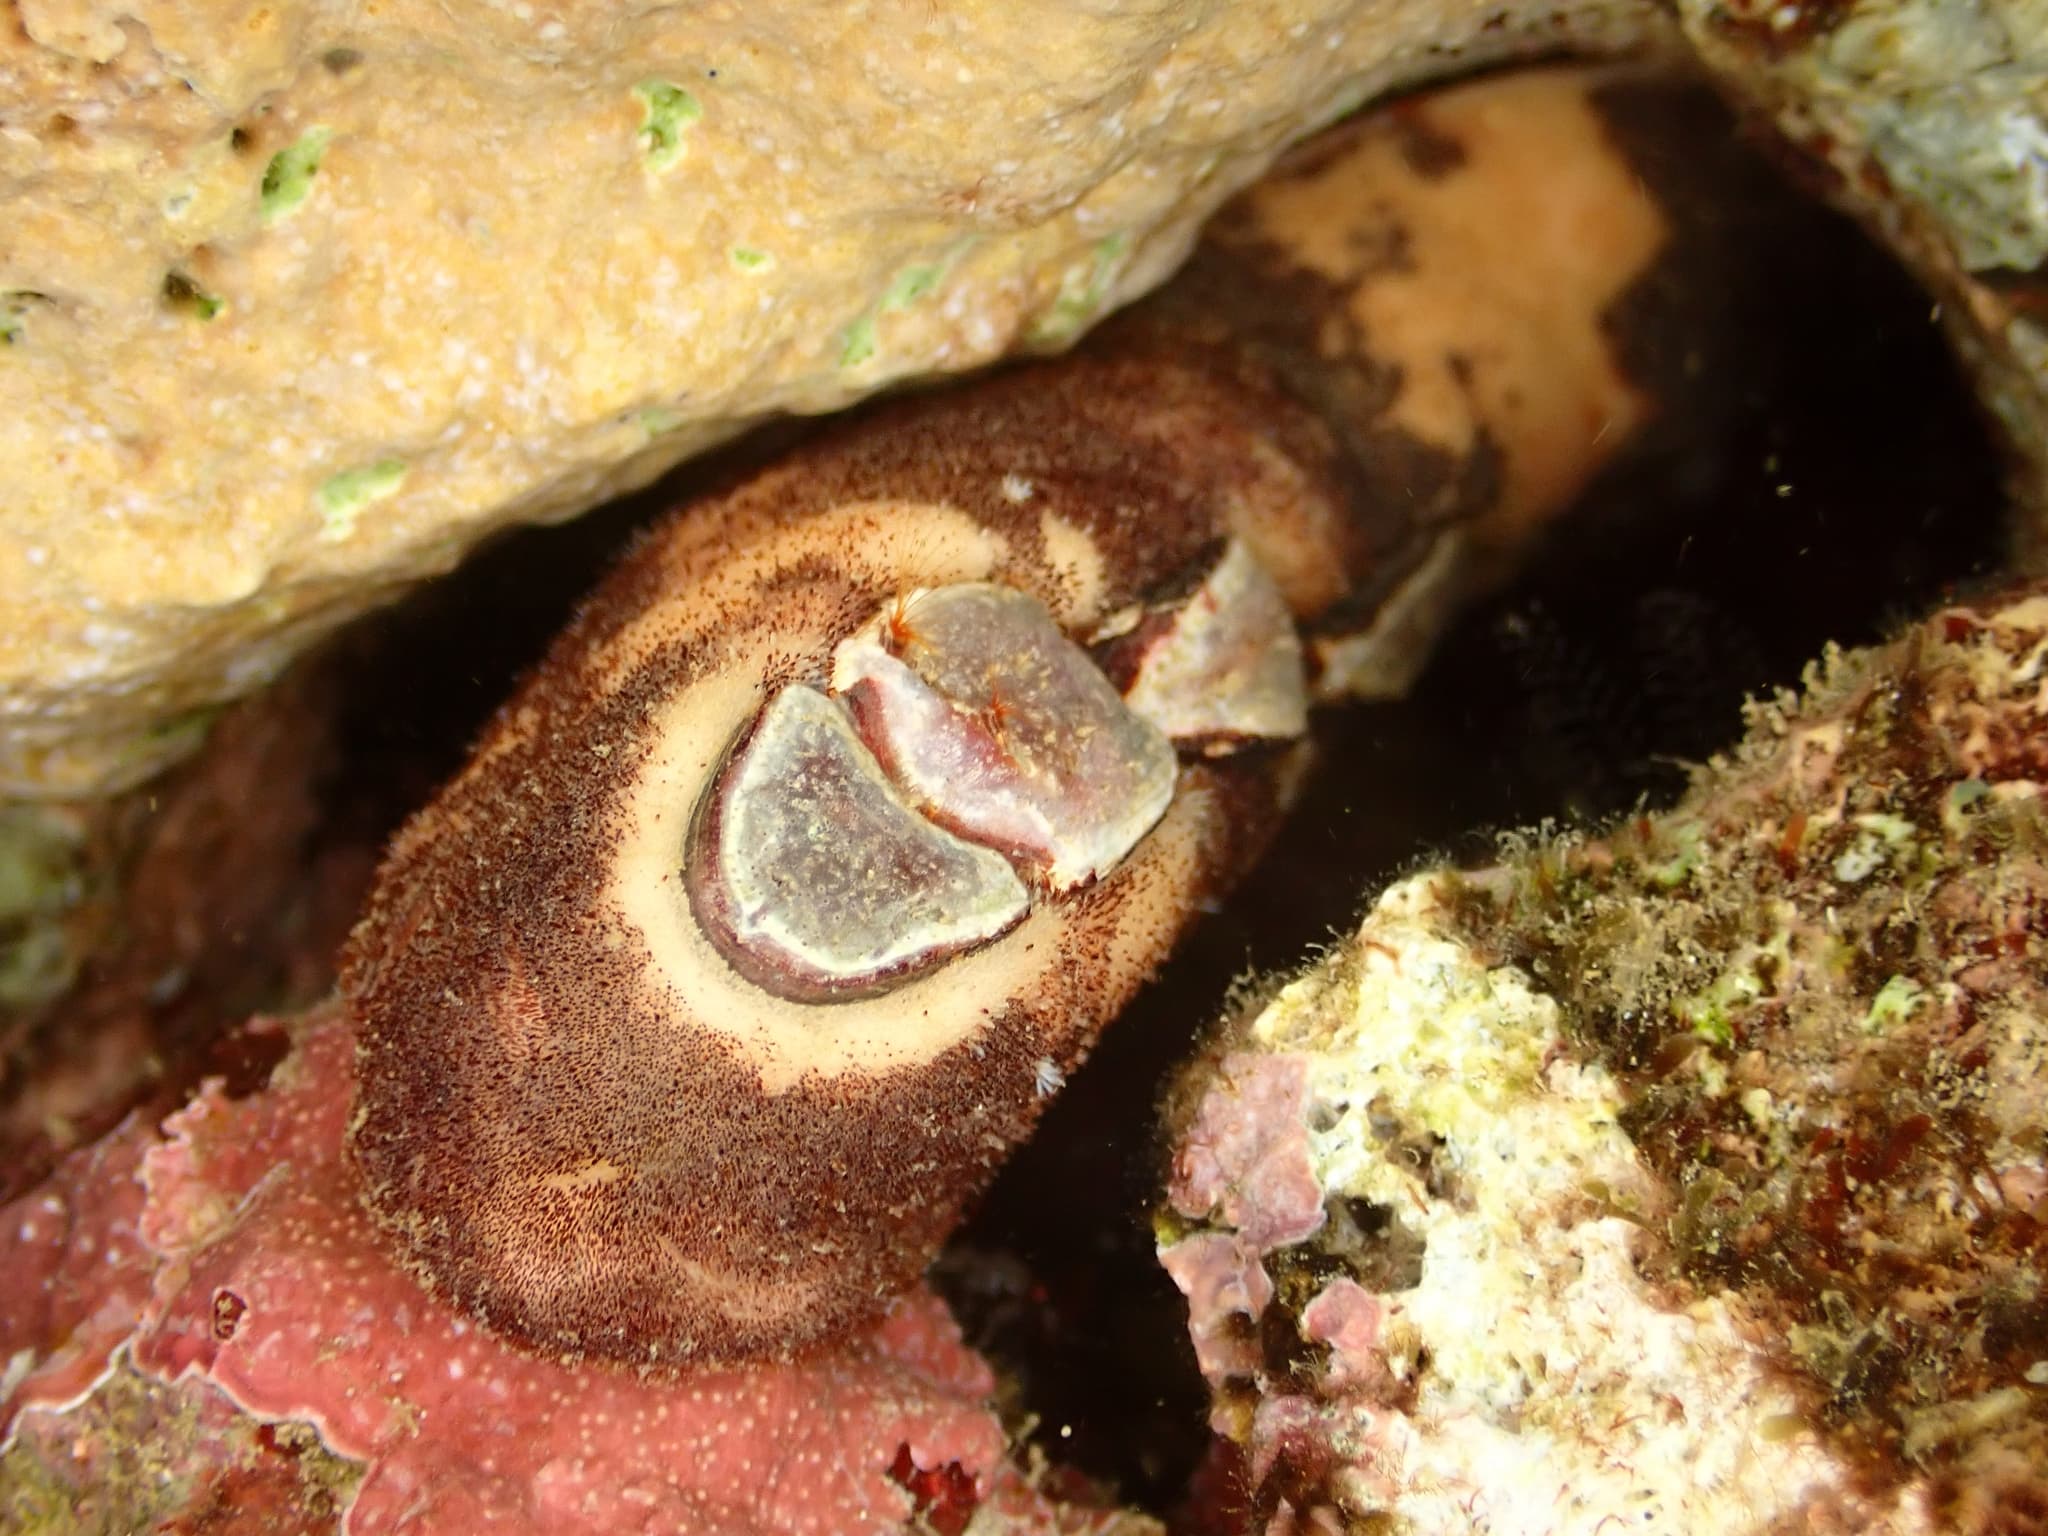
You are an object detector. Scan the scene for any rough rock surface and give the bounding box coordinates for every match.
[1160,578,2048,1534]
[0,0,1665,796]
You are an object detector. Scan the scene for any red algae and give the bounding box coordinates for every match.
[0,1112,156,1434]
[3,1003,1127,1535]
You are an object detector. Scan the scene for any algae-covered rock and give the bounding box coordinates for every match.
[1162,577,2048,1534]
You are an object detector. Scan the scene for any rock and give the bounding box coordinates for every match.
[1161,577,2048,1533]
[0,0,1667,796]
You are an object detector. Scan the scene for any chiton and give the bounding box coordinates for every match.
[342,354,1343,1363]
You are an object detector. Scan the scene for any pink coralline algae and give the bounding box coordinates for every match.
[0,1112,157,1428]
[1166,1052,1325,1250]
[1,1005,1116,1536]
[1295,1280,1389,1393]
[1155,1233,1275,1383]
[1157,1050,1333,1397]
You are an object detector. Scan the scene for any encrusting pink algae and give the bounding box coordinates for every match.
[2,1005,1138,1535]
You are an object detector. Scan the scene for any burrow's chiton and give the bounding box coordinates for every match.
[343,359,1349,1364]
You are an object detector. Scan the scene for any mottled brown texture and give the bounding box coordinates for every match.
[1126,65,1673,686]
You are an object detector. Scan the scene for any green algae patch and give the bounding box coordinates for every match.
[0,804,88,1010]
[1029,231,1130,344]
[161,271,225,321]
[1942,776,1991,834]
[838,312,877,368]
[0,1361,363,1534]
[261,127,332,223]
[1832,811,1918,883]
[2,290,48,346]
[1640,818,1704,889]
[882,263,942,311]
[634,81,701,173]
[316,458,407,540]
[1861,973,1927,1033]
[834,243,977,369]
[839,247,976,366]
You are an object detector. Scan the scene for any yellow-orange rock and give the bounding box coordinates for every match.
[0,0,1667,795]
